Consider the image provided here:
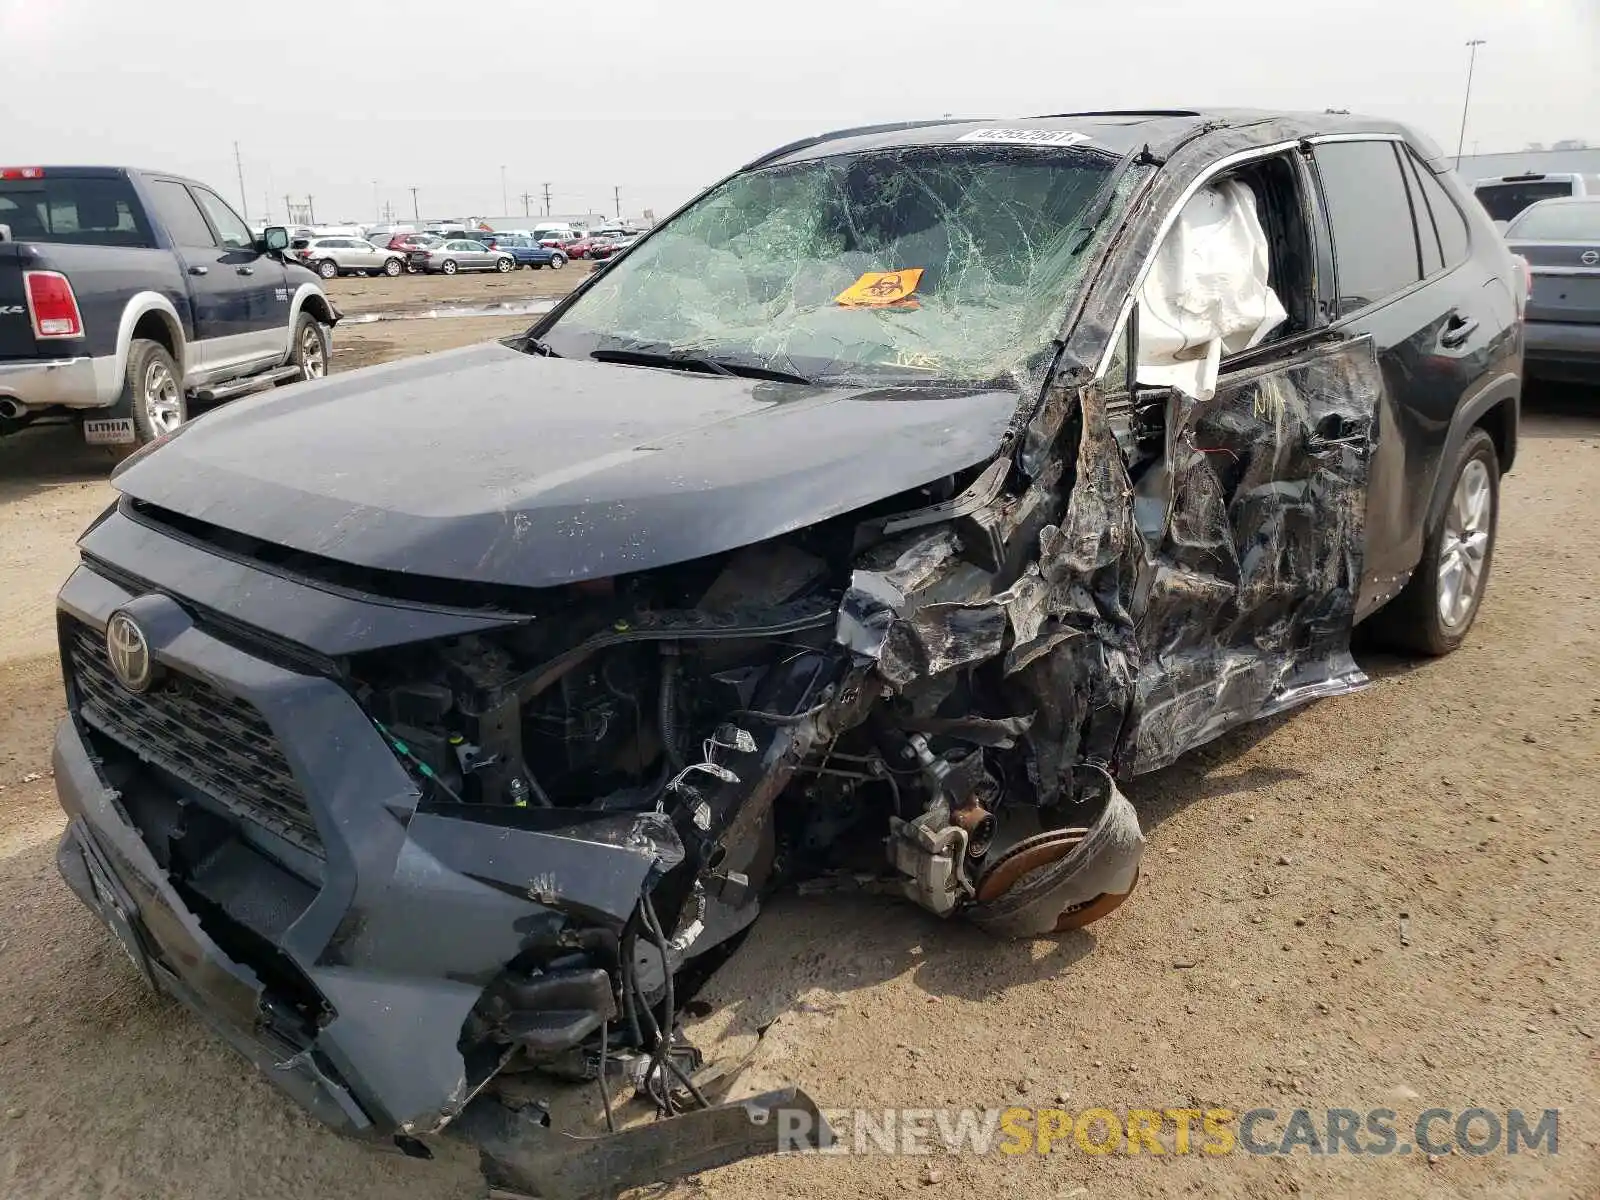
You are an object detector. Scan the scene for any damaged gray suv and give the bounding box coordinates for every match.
[52,109,1521,1197]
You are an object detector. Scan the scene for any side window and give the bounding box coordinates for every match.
[1404,156,1446,279]
[191,187,253,250]
[1313,140,1423,316]
[1406,152,1471,268]
[149,180,218,249]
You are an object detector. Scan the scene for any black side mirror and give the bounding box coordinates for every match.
[262,226,289,252]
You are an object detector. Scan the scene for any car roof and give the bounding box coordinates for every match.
[1518,196,1600,209]
[754,109,1429,168]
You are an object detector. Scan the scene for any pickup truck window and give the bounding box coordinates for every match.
[0,176,155,248]
[149,181,219,249]
[191,186,254,250]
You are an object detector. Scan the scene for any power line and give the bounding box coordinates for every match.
[233,142,249,223]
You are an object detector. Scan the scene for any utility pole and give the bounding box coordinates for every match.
[372,179,381,223]
[500,165,508,217]
[233,142,249,223]
[542,183,552,217]
[283,194,293,224]
[519,191,534,217]
[1455,38,1486,167]
[409,187,420,221]
[307,195,315,224]
[613,186,621,219]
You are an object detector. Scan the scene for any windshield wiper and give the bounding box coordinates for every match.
[589,348,811,386]
[518,335,561,357]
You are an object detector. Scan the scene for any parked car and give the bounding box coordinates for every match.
[490,234,568,269]
[0,165,335,451]
[1503,196,1600,382]
[48,110,1520,1198]
[587,232,639,260]
[423,238,514,274]
[296,235,407,279]
[1473,172,1600,228]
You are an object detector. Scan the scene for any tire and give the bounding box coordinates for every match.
[316,258,338,280]
[383,257,403,277]
[441,259,458,275]
[1372,428,1499,656]
[495,256,513,273]
[288,311,331,383]
[549,253,567,270]
[108,338,186,454]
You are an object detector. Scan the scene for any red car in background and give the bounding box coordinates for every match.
[539,233,600,259]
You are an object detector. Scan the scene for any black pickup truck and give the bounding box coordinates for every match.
[0,166,337,451]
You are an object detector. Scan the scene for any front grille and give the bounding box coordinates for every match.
[66,620,323,856]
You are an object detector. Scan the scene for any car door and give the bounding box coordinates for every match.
[146,179,282,380]
[463,239,489,268]
[1110,151,1385,774]
[1306,137,1501,618]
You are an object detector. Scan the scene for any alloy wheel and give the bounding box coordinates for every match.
[1437,458,1492,629]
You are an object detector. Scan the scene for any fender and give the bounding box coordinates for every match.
[279,282,339,365]
[1423,369,1520,534]
[91,292,188,404]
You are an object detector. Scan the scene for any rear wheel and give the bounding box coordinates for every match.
[495,256,513,273]
[316,258,338,279]
[383,257,403,277]
[441,259,458,275]
[1372,428,1499,655]
[103,338,186,456]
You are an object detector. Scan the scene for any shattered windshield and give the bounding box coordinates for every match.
[540,143,1121,391]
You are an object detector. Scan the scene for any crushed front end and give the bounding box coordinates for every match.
[55,475,1149,1197]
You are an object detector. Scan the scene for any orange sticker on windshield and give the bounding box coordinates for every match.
[835,269,924,308]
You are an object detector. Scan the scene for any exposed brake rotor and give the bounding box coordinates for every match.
[974,827,1138,932]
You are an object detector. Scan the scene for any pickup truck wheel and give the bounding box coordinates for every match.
[1372,428,1499,656]
[316,259,338,279]
[289,312,330,382]
[108,339,186,453]
[383,257,403,277]
[495,256,513,273]
[441,259,458,275]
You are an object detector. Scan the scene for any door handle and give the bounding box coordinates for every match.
[236,265,254,275]
[1440,312,1479,349]
[187,265,208,276]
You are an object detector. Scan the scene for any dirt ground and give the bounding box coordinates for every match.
[0,272,1595,1199]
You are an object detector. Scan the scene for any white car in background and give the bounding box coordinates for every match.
[294,235,408,279]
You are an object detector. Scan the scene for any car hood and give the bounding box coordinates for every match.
[113,342,1020,590]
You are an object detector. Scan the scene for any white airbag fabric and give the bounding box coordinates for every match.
[1135,179,1287,401]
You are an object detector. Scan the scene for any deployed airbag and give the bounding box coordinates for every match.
[1136,180,1287,401]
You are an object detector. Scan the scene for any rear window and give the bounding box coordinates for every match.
[1505,203,1600,241]
[1474,180,1573,222]
[0,175,155,247]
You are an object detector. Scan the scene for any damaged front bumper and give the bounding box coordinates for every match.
[55,716,826,1194]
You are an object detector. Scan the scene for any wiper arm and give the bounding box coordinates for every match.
[590,348,811,386]
[518,334,561,357]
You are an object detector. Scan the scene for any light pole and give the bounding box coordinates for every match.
[1455,38,1486,168]
[500,165,508,217]
[372,179,381,223]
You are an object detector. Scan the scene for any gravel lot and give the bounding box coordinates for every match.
[0,273,1594,1198]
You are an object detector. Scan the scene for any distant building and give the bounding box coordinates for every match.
[1453,145,1600,183]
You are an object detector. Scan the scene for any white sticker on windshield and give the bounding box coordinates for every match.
[956,128,1091,147]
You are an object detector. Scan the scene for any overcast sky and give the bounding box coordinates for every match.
[2,0,1595,225]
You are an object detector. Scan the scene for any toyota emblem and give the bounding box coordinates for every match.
[105,612,155,693]
[1582,250,1599,266]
